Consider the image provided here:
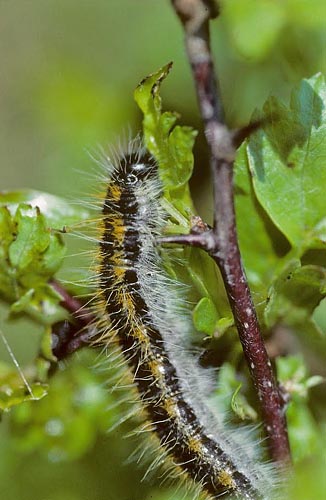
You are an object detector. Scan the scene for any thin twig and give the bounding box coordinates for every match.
[171,0,291,464]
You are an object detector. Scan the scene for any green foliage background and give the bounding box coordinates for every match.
[1,1,326,499]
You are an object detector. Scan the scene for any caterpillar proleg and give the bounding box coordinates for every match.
[92,136,280,500]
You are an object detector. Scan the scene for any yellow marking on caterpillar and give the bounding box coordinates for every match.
[111,217,125,243]
[130,325,150,347]
[124,292,135,315]
[187,435,204,456]
[110,250,125,265]
[217,470,236,490]
[108,183,122,201]
[112,266,126,282]
[147,358,165,385]
[163,396,179,419]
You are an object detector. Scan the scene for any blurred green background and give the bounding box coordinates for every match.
[1,1,325,500]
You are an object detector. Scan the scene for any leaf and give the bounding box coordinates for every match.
[230,383,256,421]
[9,205,50,270]
[0,383,47,411]
[265,260,326,328]
[0,206,15,258]
[0,362,47,412]
[234,143,291,294]
[134,63,197,217]
[10,351,114,461]
[277,356,323,462]
[286,400,321,462]
[39,326,57,364]
[0,203,67,324]
[39,232,67,276]
[193,297,219,335]
[192,297,234,337]
[0,190,90,228]
[247,73,326,253]
[277,355,324,399]
[186,246,230,317]
[214,363,258,422]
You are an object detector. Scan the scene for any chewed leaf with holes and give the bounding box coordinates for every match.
[134,63,197,217]
[247,73,326,253]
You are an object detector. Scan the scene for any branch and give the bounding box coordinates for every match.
[171,0,291,464]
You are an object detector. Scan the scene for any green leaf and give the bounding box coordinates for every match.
[277,355,324,399]
[0,203,67,324]
[39,326,57,365]
[214,363,258,422]
[216,317,235,336]
[265,261,326,328]
[277,356,323,462]
[134,63,197,217]
[0,206,15,258]
[10,351,114,461]
[287,400,321,462]
[11,289,36,314]
[234,143,290,295]
[0,362,47,412]
[40,232,67,276]
[192,297,234,337]
[230,383,257,421]
[193,297,219,335]
[10,285,65,326]
[0,190,90,228]
[247,73,326,252]
[9,204,50,270]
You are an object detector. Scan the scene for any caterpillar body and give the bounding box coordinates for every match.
[95,139,278,500]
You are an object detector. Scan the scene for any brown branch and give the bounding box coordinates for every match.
[171,0,291,464]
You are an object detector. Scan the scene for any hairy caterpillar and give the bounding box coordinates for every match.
[93,138,278,500]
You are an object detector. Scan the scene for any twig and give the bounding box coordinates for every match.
[171,0,291,464]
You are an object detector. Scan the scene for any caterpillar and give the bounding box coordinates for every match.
[94,137,279,500]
